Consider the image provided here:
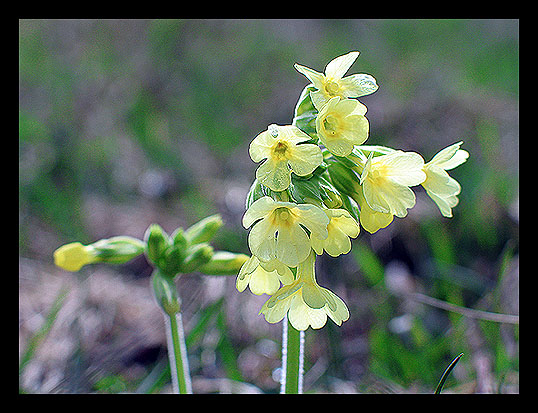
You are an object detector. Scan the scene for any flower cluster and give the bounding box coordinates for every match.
[239,51,469,331]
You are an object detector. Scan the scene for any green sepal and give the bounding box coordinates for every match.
[144,224,171,267]
[197,251,249,276]
[184,214,223,245]
[160,245,186,277]
[340,194,361,222]
[326,157,362,197]
[292,85,318,139]
[171,227,188,250]
[91,236,145,264]
[245,179,265,210]
[151,269,181,316]
[179,242,214,273]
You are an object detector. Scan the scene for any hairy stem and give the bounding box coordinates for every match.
[281,316,304,394]
[164,312,192,394]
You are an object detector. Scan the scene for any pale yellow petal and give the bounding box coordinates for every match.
[256,158,292,192]
[294,63,326,90]
[288,294,328,330]
[325,51,360,79]
[428,141,469,170]
[377,151,426,186]
[323,289,350,326]
[294,204,330,239]
[287,143,323,176]
[339,73,379,97]
[276,223,311,267]
[358,198,394,234]
[248,266,281,295]
[249,130,274,162]
[242,196,276,228]
[248,217,277,262]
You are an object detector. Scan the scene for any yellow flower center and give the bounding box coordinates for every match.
[323,115,340,138]
[271,207,297,228]
[271,140,290,161]
[324,80,340,95]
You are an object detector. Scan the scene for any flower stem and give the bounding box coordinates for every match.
[164,311,192,394]
[281,316,304,394]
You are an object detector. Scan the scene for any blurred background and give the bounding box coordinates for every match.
[19,19,519,394]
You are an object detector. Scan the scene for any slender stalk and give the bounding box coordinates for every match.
[281,316,304,394]
[435,353,464,394]
[164,312,192,394]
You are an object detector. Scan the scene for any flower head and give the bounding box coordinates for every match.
[236,255,294,296]
[294,51,378,110]
[422,141,469,217]
[311,208,360,257]
[259,251,349,331]
[360,150,426,218]
[53,242,97,272]
[316,96,369,156]
[243,196,329,267]
[249,124,323,192]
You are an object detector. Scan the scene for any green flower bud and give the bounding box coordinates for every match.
[151,269,181,316]
[144,224,170,266]
[54,237,145,272]
[180,243,214,273]
[160,245,186,277]
[197,251,249,276]
[92,236,145,264]
[171,227,188,250]
[184,214,223,245]
[327,159,362,196]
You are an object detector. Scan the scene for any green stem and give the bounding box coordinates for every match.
[164,312,192,394]
[281,316,304,394]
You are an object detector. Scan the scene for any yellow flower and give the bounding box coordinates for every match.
[316,96,369,156]
[311,209,360,257]
[422,141,469,217]
[249,124,323,192]
[259,251,349,331]
[294,51,378,110]
[53,242,96,272]
[242,196,329,267]
[359,150,426,218]
[236,255,294,295]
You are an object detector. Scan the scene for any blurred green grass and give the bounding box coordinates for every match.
[19,19,518,393]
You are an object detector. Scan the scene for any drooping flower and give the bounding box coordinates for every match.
[242,196,329,267]
[53,242,97,272]
[422,141,469,217]
[311,208,360,257]
[259,251,349,331]
[249,124,323,192]
[315,96,369,157]
[359,150,426,218]
[236,255,294,296]
[294,51,378,110]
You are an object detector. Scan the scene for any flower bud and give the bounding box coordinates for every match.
[91,236,145,264]
[179,243,214,273]
[151,269,181,316]
[184,214,223,245]
[171,227,188,250]
[197,251,249,276]
[144,224,170,266]
[327,159,362,196]
[53,242,97,272]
